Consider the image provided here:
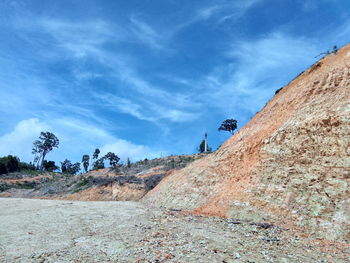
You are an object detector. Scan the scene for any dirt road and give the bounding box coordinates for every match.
[0,198,348,262]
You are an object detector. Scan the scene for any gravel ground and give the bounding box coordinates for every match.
[0,198,348,263]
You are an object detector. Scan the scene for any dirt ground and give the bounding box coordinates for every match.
[0,198,349,263]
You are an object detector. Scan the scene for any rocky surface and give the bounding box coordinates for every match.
[144,45,350,242]
[1,198,349,263]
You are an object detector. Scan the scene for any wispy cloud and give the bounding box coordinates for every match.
[334,19,350,46]
[1,0,348,163]
[38,18,120,58]
[197,5,222,20]
[92,94,157,122]
[92,92,199,123]
[112,65,199,113]
[191,0,262,25]
[179,32,320,120]
[12,16,199,124]
[129,16,166,50]
[299,0,318,12]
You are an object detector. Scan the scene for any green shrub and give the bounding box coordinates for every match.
[19,162,36,171]
[0,155,19,174]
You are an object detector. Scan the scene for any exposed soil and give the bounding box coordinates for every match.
[0,198,349,263]
[144,45,350,242]
[0,154,205,201]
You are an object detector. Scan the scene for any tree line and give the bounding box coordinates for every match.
[1,118,238,175]
[30,131,122,174]
[0,132,122,175]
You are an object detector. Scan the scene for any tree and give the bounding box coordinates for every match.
[32,132,59,170]
[92,148,100,160]
[42,160,58,172]
[91,148,101,170]
[82,154,90,173]
[0,155,20,174]
[60,159,80,175]
[104,152,120,167]
[60,159,71,173]
[126,157,131,168]
[218,119,238,135]
[31,142,40,168]
[6,155,19,173]
[332,45,338,54]
[198,140,212,153]
[92,158,105,170]
[0,162,7,175]
[70,162,81,175]
[197,133,211,153]
[19,162,36,171]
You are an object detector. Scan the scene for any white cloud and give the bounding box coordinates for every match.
[0,118,164,164]
[149,104,199,122]
[52,118,164,162]
[100,139,162,163]
[0,118,50,162]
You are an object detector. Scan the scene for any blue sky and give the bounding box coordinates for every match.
[0,0,350,164]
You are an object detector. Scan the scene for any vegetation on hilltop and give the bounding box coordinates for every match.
[1,117,238,179]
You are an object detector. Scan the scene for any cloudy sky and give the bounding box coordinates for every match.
[0,0,349,164]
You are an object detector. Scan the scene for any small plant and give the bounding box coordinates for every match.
[315,45,339,58]
[72,176,93,193]
[75,177,90,188]
[16,181,36,189]
[275,87,283,95]
[0,183,11,192]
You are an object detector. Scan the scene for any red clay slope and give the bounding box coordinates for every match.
[144,44,350,242]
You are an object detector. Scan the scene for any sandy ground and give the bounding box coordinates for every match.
[0,198,349,263]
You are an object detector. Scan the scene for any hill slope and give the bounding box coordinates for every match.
[144,45,350,241]
[0,154,204,201]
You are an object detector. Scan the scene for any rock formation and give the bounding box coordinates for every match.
[144,44,350,242]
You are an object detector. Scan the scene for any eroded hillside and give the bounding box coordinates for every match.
[0,154,204,201]
[144,45,350,242]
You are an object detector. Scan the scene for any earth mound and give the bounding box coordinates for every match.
[144,45,350,242]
